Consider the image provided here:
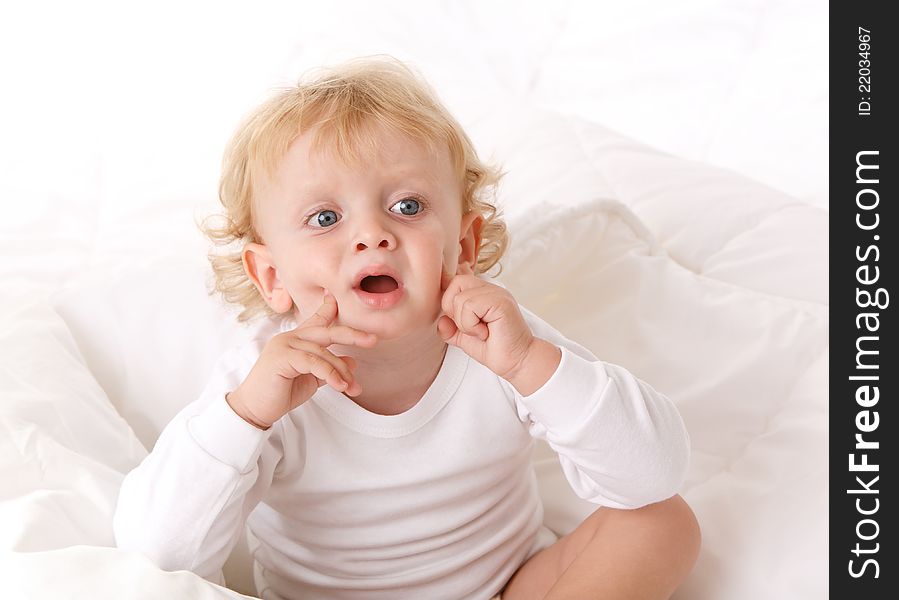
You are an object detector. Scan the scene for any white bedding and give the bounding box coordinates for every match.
[1,1,827,598]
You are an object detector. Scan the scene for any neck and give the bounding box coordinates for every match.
[330,324,449,416]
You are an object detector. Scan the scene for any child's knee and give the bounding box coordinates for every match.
[595,495,701,558]
[634,495,702,567]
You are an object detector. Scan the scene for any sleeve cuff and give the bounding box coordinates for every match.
[517,345,612,432]
[187,394,271,473]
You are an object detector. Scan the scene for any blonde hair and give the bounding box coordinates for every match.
[200,56,509,322]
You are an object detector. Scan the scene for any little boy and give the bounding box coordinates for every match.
[114,57,700,600]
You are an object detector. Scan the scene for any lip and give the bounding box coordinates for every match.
[351,264,405,309]
[352,264,404,289]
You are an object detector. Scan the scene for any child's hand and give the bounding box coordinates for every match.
[226,292,377,430]
[438,263,539,383]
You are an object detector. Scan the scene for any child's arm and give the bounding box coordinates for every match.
[439,269,690,509]
[114,293,376,580]
[113,349,280,582]
[510,307,690,509]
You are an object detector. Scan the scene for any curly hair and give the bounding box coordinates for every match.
[199,56,509,322]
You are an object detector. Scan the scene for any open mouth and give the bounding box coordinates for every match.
[359,275,399,294]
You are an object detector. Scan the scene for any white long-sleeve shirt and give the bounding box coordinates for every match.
[114,305,690,600]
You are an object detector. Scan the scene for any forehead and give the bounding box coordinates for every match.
[305,121,453,178]
[252,122,462,223]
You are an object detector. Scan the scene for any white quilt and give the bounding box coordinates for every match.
[1,1,827,599]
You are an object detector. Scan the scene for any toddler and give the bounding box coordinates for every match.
[114,57,700,600]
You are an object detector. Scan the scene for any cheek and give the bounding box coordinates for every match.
[283,278,320,322]
[396,231,444,293]
[440,246,457,275]
[440,226,463,272]
[414,227,455,270]
[278,242,337,314]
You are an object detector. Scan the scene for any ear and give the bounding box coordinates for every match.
[458,211,484,272]
[242,242,294,314]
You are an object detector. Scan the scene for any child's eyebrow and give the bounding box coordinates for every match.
[382,168,441,191]
[286,185,329,218]
[294,184,327,200]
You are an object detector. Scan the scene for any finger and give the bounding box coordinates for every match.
[297,325,377,348]
[299,292,339,329]
[287,341,355,390]
[286,349,348,392]
[437,314,459,342]
[440,276,467,315]
[336,355,363,396]
[462,320,489,341]
[441,272,483,316]
[315,346,357,388]
[440,268,454,294]
[338,355,357,372]
[453,288,493,340]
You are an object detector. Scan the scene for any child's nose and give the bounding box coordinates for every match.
[353,222,396,253]
[355,238,393,252]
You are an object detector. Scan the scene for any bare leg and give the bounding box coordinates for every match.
[501,494,701,600]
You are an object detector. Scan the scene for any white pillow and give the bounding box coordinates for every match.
[0,303,145,551]
[498,198,827,600]
[470,106,827,305]
[50,260,258,452]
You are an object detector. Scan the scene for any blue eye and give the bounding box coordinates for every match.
[309,209,340,228]
[390,198,422,216]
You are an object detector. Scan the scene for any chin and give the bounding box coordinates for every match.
[344,306,436,341]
